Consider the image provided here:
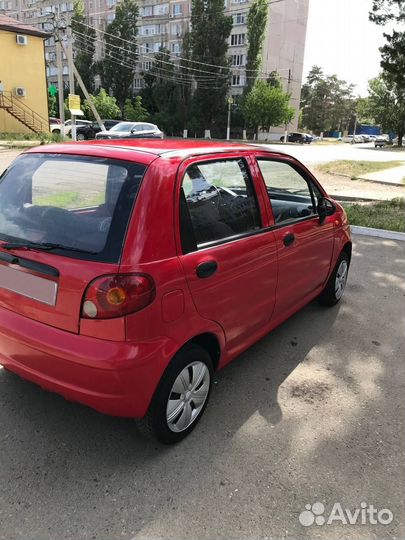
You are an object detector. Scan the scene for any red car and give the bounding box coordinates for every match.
[0,140,351,443]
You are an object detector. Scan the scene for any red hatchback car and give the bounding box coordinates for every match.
[0,140,351,443]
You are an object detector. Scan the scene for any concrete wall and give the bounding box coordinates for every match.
[0,29,49,134]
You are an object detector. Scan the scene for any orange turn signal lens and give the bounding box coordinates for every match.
[106,286,127,305]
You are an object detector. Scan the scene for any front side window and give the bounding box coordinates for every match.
[257,159,322,224]
[181,159,261,248]
[0,154,146,261]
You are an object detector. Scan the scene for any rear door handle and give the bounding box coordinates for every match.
[283,232,295,247]
[196,260,218,278]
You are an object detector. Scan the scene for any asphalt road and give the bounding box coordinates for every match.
[0,234,404,540]
[260,142,405,164]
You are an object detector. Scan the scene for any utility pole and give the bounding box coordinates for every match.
[59,32,105,131]
[66,26,76,141]
[55,36,65,138]
[283,68,291,143]
[351,114,358,144]
[226,96,233,141]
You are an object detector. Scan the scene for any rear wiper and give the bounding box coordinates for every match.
[1,242,97,254]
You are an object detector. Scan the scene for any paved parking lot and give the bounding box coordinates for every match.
[0,234,404,540]
[261,142,405,164]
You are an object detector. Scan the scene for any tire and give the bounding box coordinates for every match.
[53,129,60,134]
[318,251,350,306]
[136,344,213,444]
[76,133,86,141]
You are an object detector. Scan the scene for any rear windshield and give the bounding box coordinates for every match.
[0,153,146,262]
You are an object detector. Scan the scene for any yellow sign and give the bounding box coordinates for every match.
[68,93,80,110]
[68,94,84,116]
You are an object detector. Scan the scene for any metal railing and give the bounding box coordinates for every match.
[0,91,49,133]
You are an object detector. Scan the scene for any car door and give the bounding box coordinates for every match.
[253,155,335,320]
[177,155,278,354]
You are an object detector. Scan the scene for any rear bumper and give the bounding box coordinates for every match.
[0,306,178,417]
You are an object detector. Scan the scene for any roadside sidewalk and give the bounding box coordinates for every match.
[361,164,405,185]
[308,167,405,202]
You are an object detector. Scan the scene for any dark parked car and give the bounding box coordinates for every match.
[280,132,314,144]
[75,119,121,140]
[96,122,164,140]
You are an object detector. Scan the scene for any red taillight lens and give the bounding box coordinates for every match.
[81,273,155,319]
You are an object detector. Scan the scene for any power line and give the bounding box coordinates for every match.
[74,19,300,79]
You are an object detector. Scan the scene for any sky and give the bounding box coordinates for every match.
[302,0,393,96]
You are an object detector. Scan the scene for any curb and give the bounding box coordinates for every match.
[333,195,385,203]
[325,171,404,187]
[351,225,405,241]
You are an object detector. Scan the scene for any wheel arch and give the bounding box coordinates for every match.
[182,332,222,372]
[342,241,352,263]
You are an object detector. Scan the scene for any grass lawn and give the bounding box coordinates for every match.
[343,198,405,232]
[317,160,404,179]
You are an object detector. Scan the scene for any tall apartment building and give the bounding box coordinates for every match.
[1,0,309,130]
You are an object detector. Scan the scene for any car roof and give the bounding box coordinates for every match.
[26,139,290,164]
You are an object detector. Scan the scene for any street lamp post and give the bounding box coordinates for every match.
[226,96,233,141]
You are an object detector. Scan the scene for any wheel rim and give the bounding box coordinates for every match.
[335,259,348,300]
[77,133,85,140]
[166,361,210,433]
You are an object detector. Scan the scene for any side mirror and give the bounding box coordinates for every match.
[317,197,335,223]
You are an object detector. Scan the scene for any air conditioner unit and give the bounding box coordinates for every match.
[16,34,28,45]
[169,14,174,18]
[15,87,26,97]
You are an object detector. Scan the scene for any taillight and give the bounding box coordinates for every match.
[81,273,155,319]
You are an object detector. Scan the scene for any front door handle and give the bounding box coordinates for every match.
[283,232,295,247]
[196,260,218,278]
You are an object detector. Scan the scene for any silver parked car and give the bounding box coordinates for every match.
[96,121,164,140]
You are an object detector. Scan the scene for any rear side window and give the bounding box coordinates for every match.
[257,159,322,224]
[180,158,261,249]
[0,154,146,262]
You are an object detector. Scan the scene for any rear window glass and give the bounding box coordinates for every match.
[0,153,146,262]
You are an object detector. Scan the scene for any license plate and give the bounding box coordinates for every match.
[0,264,58,306]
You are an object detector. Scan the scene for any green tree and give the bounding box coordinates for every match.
[82,88,121,119]
[189,0,233,132]
[369,0,405,24]
[367,74,405,145]
[71,0,96,94]
[98,0,138,108]
[245,0,268,92]
[141,48,179,133]
[123,96,149,121]
[300,66,356,133]
[370,1,405,145]
[242,80,294,138]
[48,94,57,117]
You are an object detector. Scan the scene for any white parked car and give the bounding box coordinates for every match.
[50,119,92,135]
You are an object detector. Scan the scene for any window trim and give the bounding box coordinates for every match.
[255,157,324,227]
[179,156,262,254]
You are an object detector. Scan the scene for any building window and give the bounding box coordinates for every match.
[231,74,245,86]
[231,54,244,66]
[141,25,156,35]
[143,61,152,71]
[232,12,246,25]
[144,42,151,52]
[170,23,182,36]
[153,3,169,15]
[230,33,245,46]
[231,0,247,4]
[106,12,115,22]
[172,3,182,15]
[134,79,143,89]
[170,42,181,54]
[142,5,152,16]
[107,0,116,7]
